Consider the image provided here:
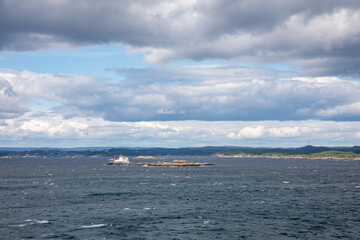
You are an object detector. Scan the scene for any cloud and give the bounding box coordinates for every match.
[316,102,360,121]
[1,67,360,122]
[0,65,360,121]
[1,114,359,147]
[268,126,312,138]
[227,126,265,139]
[1,0,360,76]
[0,75,28,119]
[227,126,312,139]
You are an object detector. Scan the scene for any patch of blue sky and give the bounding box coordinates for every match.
[170,59,224,67]
[24,98,60,110]
[170,59,297,73]
[262,63,297,72]
[0,44,146,80]
[339,75,360,81]
[235,62,296,72]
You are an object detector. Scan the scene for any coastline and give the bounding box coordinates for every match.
[214,154,360,161]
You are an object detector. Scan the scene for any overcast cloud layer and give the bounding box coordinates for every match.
[1,0,360,76]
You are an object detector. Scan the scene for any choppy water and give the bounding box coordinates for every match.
[0,156,359,239]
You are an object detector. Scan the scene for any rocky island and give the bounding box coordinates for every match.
[134,156,165,160]
[107,159,213,167]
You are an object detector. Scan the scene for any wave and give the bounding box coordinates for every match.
[81,224,107,228]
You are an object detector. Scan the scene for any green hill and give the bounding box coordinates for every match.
[217,146,360,160]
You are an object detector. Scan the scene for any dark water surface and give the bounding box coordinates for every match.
[0,156,359,239]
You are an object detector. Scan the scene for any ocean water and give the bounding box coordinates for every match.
[0,156,359,239]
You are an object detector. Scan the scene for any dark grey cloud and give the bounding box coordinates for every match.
[0,0,170,50]
[194,0,359,36]
[1,67,360,122]
[297,57,360,78]
[1,0,360,76]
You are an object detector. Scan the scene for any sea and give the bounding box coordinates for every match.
[0,156,359,239]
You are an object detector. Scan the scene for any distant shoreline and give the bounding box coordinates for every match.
[1,145,359,160]
[2,154,359,161]
[214,154,360,161]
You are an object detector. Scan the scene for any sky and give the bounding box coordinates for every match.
[1,0,360,148]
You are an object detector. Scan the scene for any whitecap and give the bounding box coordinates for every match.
[8,224,27,227]
[81,224,107,228]
[34,220,49,224]
[123,208,130,210]
[25,219,49,224]
[283,181,290,184]
[170,183,176,186]
[203,220,210,224]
